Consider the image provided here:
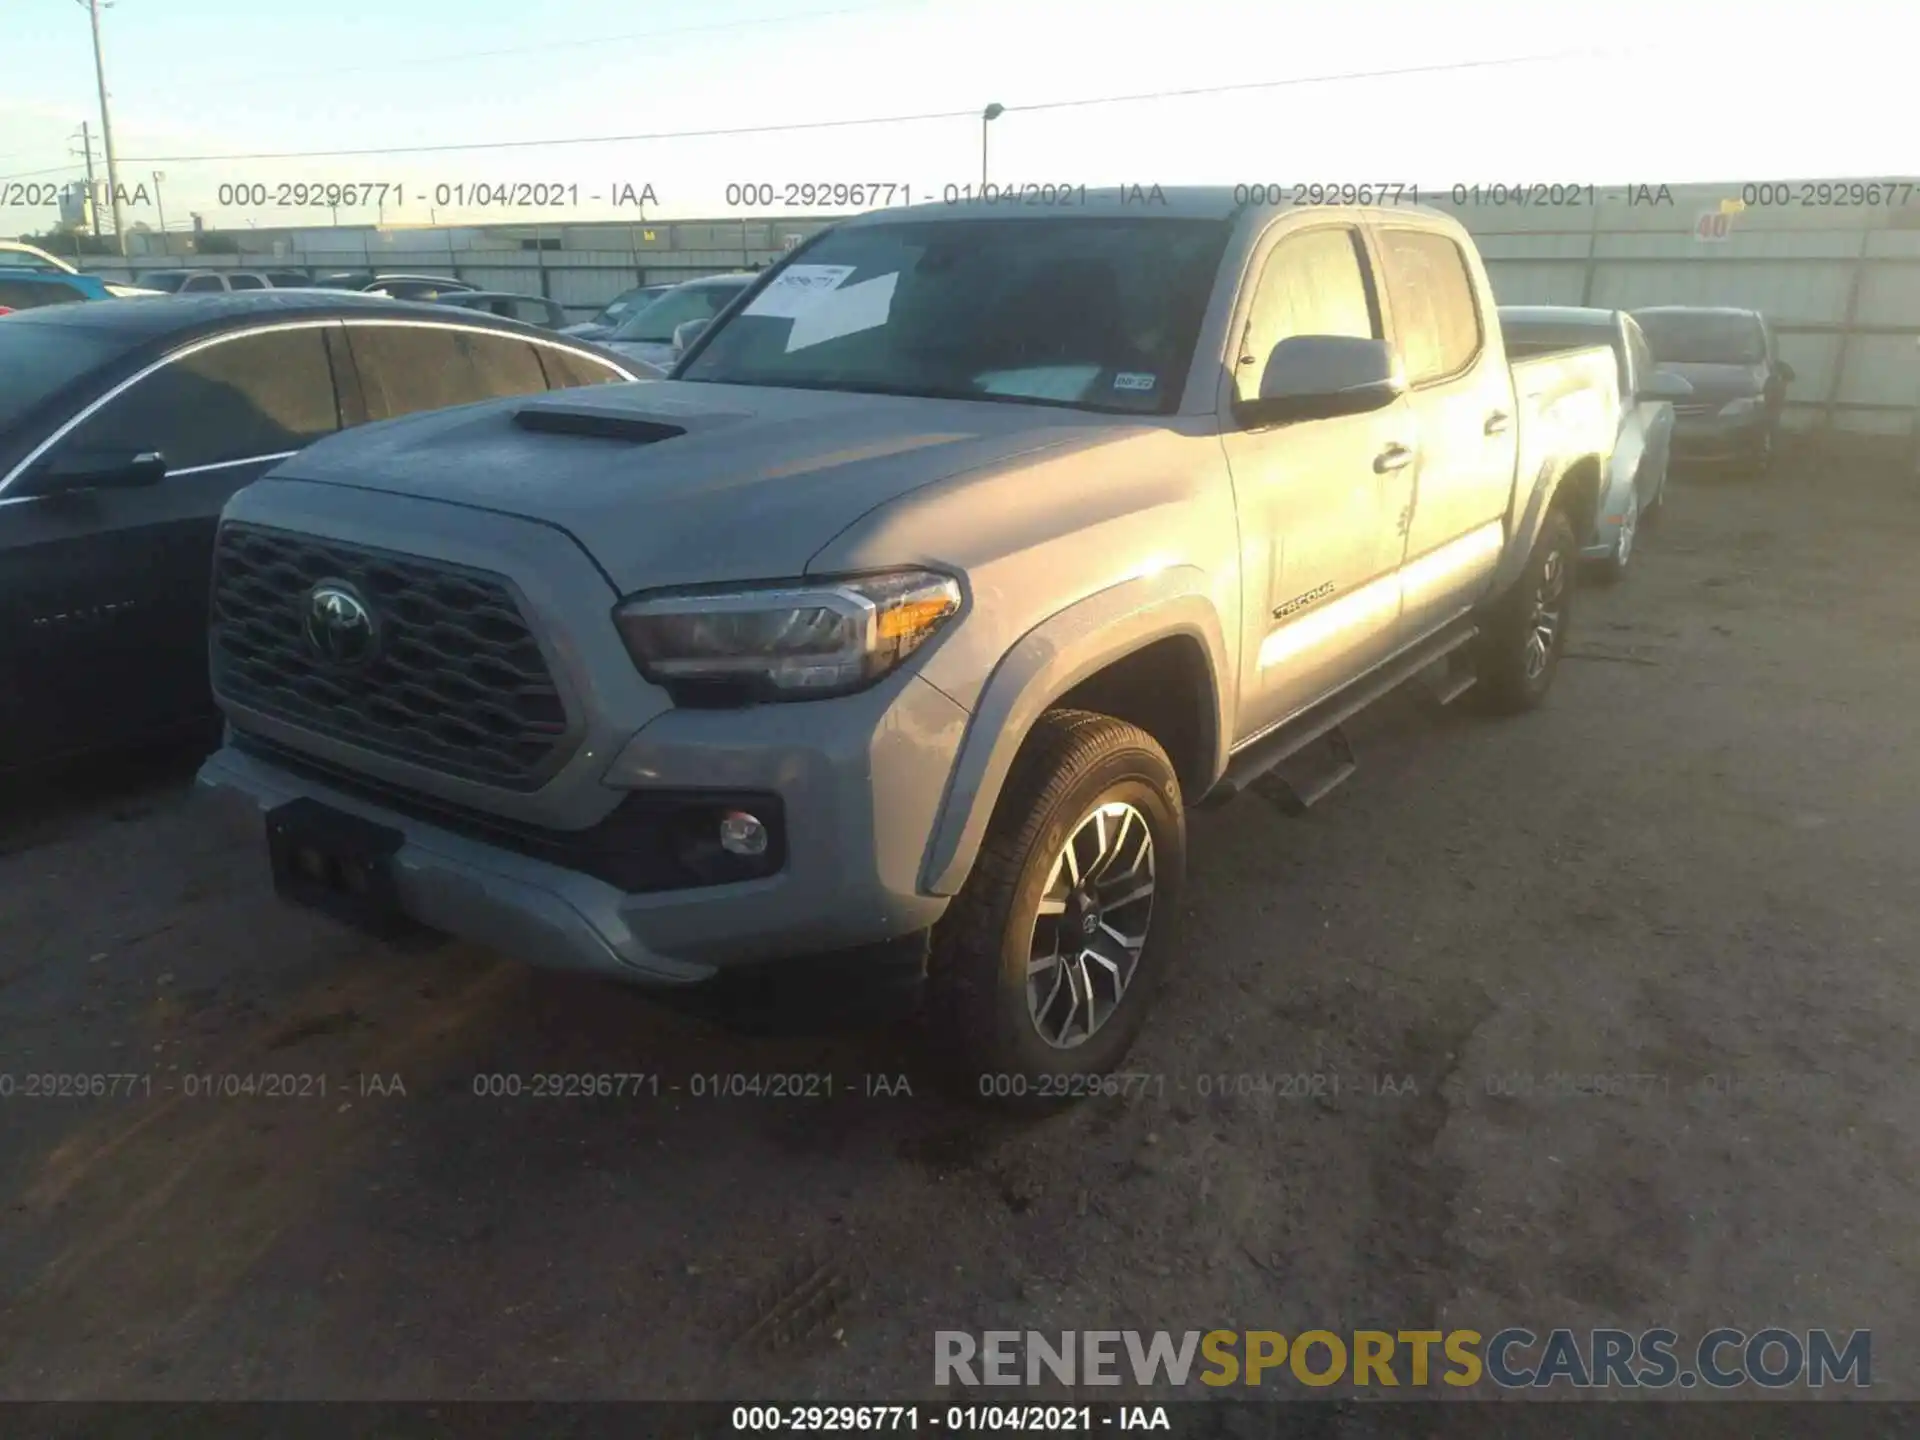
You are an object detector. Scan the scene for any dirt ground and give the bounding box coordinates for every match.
[2,451,1917,1404]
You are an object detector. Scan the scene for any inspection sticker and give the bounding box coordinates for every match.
[1113,372,1158,392]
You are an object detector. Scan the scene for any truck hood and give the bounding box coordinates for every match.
[268,380,1100,592]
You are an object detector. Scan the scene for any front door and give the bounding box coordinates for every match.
[1219,221,1416,744]
[0,322,341,767]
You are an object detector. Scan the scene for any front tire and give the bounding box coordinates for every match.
[1474,507,1575,714]
[925,709,1186,1108]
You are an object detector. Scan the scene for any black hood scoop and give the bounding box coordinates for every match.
[512,404,688,443]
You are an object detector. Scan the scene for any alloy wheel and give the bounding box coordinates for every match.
[1616,497,1638,568]
[1523,547,1568,681]
[1026,800,1156,1049]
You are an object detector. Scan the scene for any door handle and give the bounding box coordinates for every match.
[1373,443,1414,474]
[1484,410,1511,436]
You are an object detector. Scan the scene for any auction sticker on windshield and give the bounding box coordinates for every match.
[743,264,858,318]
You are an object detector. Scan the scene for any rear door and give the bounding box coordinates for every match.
[1218,219,1416,742]
[0,322,342,764]
[341,321,554,419]
[1371,224,1517,642]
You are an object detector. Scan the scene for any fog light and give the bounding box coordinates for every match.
[718,810,769,857]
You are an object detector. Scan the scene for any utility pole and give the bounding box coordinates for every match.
[70,122,101,238]
[77,0,129,254]
[152,170,167,241]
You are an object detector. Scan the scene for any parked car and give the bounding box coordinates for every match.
[0,271,153,313]
[0,292,646,772]
[561,283,674,341]
[601,273,755,370]
[358,274,476,301]
[0,241,80,275]
[1499,306,1692,581]
[193,192,1620,1096]
[1629,306,1794,474]
[431,290,569,329]
[1,240,160,298]
[133,269,279,294]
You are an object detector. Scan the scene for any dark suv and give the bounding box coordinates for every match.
[1629,306,1794,474]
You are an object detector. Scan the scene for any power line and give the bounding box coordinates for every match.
[0,161,90,182]
[116,47,1616,166]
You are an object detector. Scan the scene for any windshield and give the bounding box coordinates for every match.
[679,218,1230,413]
[592,285,666,327]
[1634,311,1766,365]
[0,320,129,429]
[613,281,748,342]
[0,247,73,274]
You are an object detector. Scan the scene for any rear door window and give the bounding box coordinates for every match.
[180,274,226,293]
[0,278,89,310]
[227,273,267,291]
[1376,229,1483,385]
[346,323,552,418]
[537,346,632,389]
[55,325,340,471]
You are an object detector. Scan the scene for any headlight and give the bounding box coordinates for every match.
[1718,396,1763,419]
[612,570,962,701]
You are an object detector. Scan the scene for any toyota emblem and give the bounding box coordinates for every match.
[304,580,378,665]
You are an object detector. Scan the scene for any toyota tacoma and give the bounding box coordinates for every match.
[196,190,1620,1097]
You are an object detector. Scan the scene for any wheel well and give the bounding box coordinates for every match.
[1551,456,1604,539]
[1047,635,1217,798]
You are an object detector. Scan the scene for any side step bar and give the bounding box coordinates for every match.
[1196,617,1481,811]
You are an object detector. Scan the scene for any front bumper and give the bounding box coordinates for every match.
[196,670,968,988]
[1671,410,1769,463]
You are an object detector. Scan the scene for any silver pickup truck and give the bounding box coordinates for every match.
[197,190,1619,1099]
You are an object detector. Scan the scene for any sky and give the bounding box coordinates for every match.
[2,0,1914,237]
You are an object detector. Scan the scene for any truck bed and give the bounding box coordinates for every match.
[1509,344,1622,507]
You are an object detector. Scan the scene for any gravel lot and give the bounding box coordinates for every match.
[2,452,1916,1403]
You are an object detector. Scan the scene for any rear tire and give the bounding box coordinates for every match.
[1474,508,1575,714]
[925,709,1186,1110]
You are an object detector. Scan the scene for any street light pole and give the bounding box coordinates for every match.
[77,0,129,255]
[981,103,1004,189]
[152,170,167,245]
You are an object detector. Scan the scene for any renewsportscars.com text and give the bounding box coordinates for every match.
[934,1328,1872,1391]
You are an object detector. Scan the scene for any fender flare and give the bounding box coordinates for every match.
[1486,450,1606,599]
[918,567,1232,897]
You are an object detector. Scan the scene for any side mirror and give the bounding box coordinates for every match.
[1778,361,1796,384]
[1234,335,1405,428]
[671,318,711,357]
[1640,370,1694,401]
[42,450,168,494]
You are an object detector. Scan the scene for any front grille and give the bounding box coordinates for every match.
[1674,402,1715,418]
[210,523,572,790]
